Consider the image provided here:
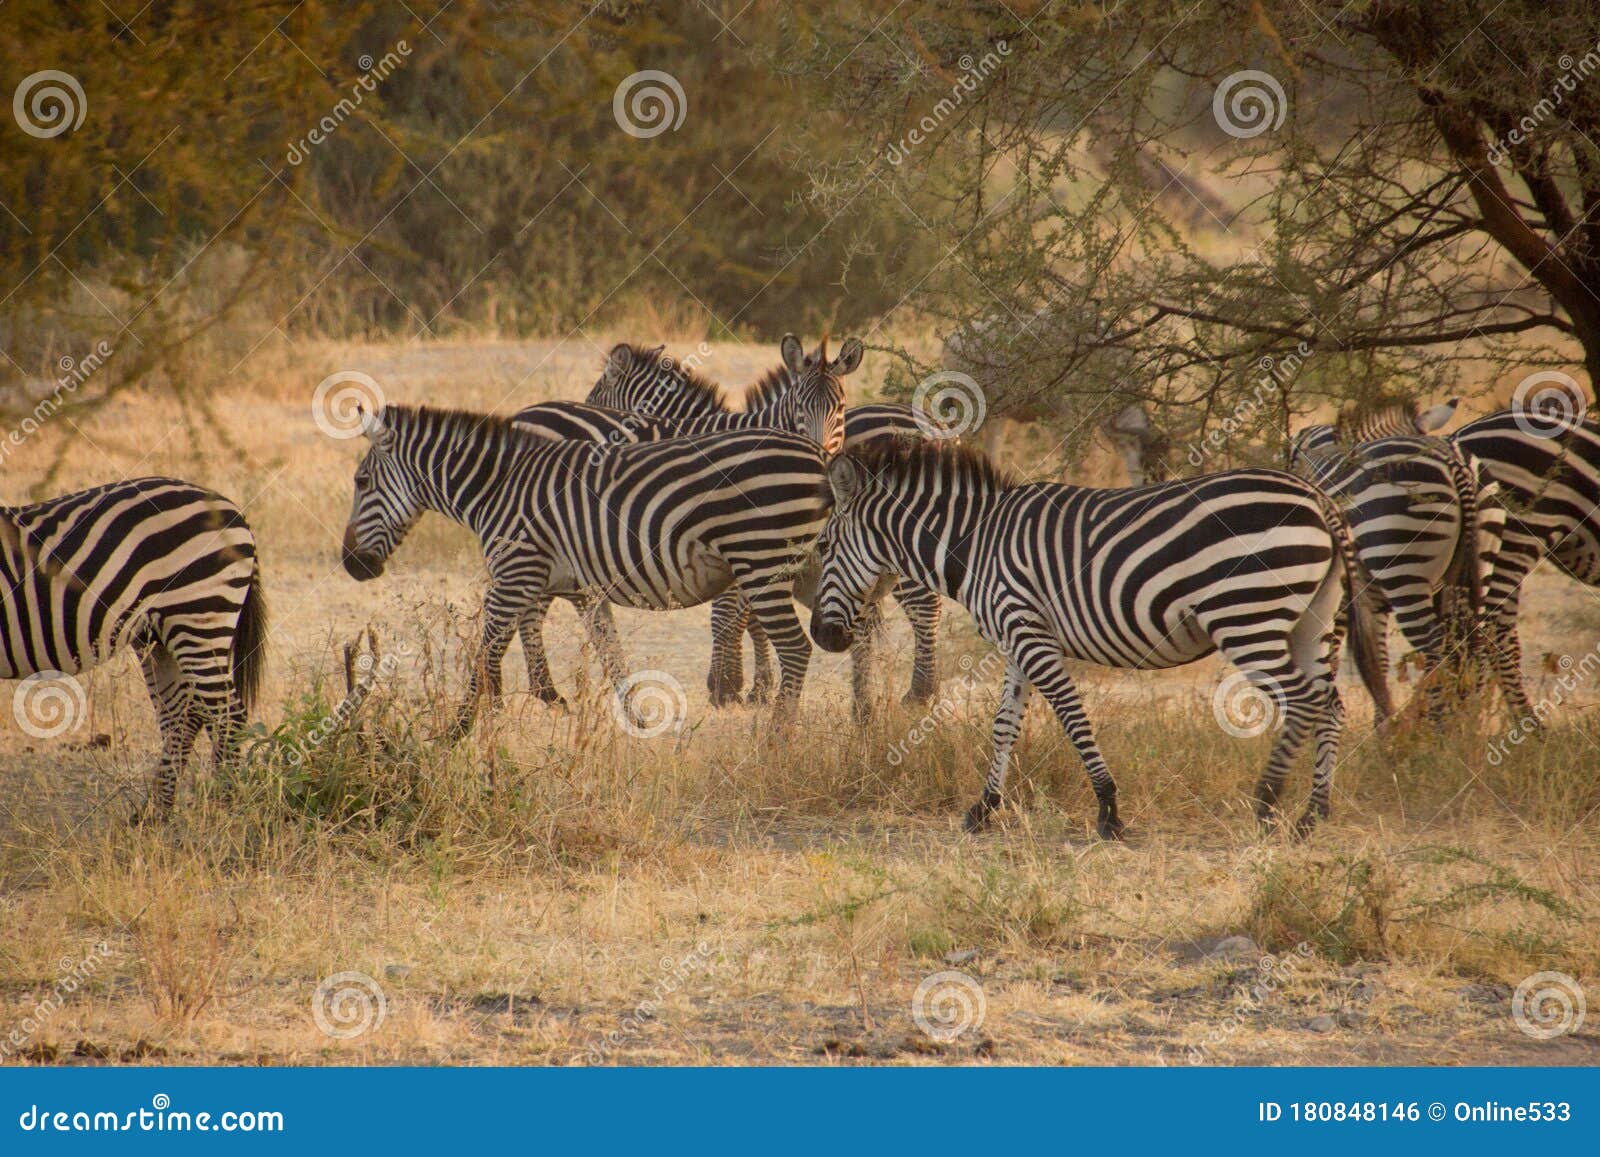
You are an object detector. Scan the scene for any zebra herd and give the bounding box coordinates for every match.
[5,337,1599,837]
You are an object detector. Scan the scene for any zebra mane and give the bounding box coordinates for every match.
[383,403,541,455]
[742,363,790,411]
[844,434,1017,492]
[609,343,732,409]
[1332,398,1422,444]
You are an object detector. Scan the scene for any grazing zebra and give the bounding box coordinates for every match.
[1,478,266,815]
[586,339,943,712]
[341,405,831,733]
[809,439,1384,838]
[1295,397,1600,719]
[1288,430,1503,721]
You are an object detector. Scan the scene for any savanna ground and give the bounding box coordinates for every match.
[1,337,1597,1066]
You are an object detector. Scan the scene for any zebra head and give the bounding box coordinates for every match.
[770,333,860,457]
[342,406,425,581]
[810,450,901,653]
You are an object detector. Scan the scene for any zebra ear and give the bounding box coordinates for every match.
[359,405,387,441]
[781,334,806,373]
[826,455,866,507]
[1416,399,1458,432]
[830,338,864,377]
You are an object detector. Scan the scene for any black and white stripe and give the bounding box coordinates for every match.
[1,477,266,814]
[341,405,832,731]
[1288,431,1502,720]
[586,339,944,712]
[809,440,1383,838]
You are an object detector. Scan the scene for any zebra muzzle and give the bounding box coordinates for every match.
[811,615,852,653]
[342,547,386,581]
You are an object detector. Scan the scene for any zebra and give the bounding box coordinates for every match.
[1,477,266,815]
[586,338,943,712]
[1287,429,1504,721]
[340,405,832,734]
[1294,397,1600,720]
[808,438,1384,838]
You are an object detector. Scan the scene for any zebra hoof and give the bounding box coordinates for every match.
[746,686,773,707]
[902,688,936,707]
[962,791,999,833]
[1096,801,1125,840]
[1290,809,1326,841]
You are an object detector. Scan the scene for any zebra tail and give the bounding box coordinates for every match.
[1436,443,1486,638]
[232,563,268,715]
[1318,490,1394,721]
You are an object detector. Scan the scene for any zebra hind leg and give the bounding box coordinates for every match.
[706,591,748,707]
[517,596,567,709]
[966,659,1030,832]
[1293,682,1344,839]
[137,644,203,821]
[746,613,775,705]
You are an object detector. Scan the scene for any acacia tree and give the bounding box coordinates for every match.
[793,0,1600,463]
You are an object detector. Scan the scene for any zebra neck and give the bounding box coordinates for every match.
[884,492,984,602]
[413,438,523,535]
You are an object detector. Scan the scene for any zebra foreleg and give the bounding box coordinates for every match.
[964,660,1030,832]
[1486,591,1534,723]
[746,614,775,705]
[894,580,942,705]
[848,600,886,724]
[739,583,811,717]
[450,591,524,742]
[1008,634,1124,839]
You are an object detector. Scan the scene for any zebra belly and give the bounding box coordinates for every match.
[546,544,736,609]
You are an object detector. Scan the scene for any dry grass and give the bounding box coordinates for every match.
[1,337,1597,1067]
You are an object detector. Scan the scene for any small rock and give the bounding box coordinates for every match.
[1458,982,1510,1005]
[943,948,979,966]
[1348,979,1381,1004]
[1206,935,1260,964]
[383,963,412,980]
[1338,1008,1367,1029]
[1306,1014,1337,1033]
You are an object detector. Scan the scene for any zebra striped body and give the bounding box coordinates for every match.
[1296,399,1600,718]
[341,406,831,731]
[2,477,266,814]
[1453,409,1600,717]
[1288,433,1502,720]
[586,341,943,714]
[810,441,1382,838]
